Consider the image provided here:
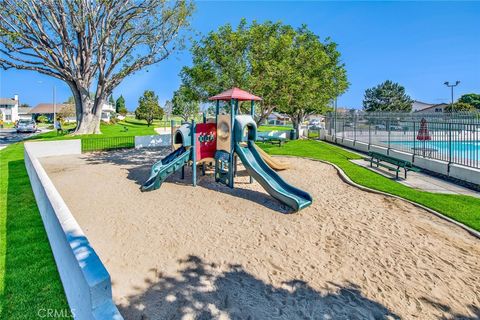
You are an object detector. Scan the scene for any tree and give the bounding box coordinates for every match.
[181,20,348,128]
[458,93,480,110]
[135,90,164,126]
[19,103,31,109]
[0,1,193,134]
[109,95,115,107]
[164,100,174,120]
[363,80,413,112]
[116,96,127,115]
[172,85,200,122]
[57,104,76,124]
[445,102,476,112]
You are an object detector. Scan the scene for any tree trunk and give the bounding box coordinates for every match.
[70,84,105,135]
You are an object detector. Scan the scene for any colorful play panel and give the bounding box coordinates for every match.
[141,88,312,211]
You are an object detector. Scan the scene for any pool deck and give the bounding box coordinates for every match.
[351,159,480,198]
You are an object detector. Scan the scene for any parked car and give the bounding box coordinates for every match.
[16,119,37,133]
[374,124,386,130]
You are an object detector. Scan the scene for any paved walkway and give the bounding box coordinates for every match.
[0,128,50,151]
[351,159,480,198]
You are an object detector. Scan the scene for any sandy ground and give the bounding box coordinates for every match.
[40,148,480,320]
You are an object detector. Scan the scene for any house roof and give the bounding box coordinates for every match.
[18,107,31,114]
[0,98,17,106]
[30,103,72,114]
[208,87,262,101]
[413,103,449,112]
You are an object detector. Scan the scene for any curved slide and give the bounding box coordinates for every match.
[141,146,191,191]
[253,144,290,171]
[235,140,312,211]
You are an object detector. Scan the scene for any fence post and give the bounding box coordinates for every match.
[413,120,416,157]
[368,123,371,148]
[387,119,391,155]
[342,119,345,140]
[353,113,357,144]
[448,122,452,165]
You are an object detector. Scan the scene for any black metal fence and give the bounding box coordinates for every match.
[81,136,135,152]
[324,111,480,168]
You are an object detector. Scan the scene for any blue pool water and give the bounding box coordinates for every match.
[388,140,480,162]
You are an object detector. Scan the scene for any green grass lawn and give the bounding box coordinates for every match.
[259,139,480,231]
[0,120,156,319]
[0,142,69,319]
[257,125,293,132]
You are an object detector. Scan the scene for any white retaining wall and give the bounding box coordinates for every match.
[449,164,480,185]
[24,140,122,320]
[135,134,171,148]
[323,133,480,185]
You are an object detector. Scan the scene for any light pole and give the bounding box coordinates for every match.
[53,85,56,124]
[444,80,460,109]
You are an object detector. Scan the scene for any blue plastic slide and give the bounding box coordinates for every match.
[235,140,312,211]
[141,146,191,191]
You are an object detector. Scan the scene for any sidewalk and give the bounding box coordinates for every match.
[351,159,480,198]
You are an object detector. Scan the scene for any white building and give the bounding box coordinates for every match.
[412,100,449,113]
[0,95,19,123]
[30,102,116,122]
[267,112,291,125]
[101,102,116,122]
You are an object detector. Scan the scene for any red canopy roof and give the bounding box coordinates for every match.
[208,87,262,101]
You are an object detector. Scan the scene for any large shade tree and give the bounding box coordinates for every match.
[363,80,413,112]
[181,20,348,128]
[458,93,480,110]
[172,84,200,122]
[0,0,193,134]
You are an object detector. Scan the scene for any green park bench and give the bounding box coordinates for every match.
[367,151,420,179]
[257,131,289,146]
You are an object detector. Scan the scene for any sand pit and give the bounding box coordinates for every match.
[40,148,480,320]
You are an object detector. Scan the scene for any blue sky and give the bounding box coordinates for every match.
[0,1,479,110]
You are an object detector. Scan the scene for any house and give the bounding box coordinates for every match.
[30,103,75,122]
[18,106,32,120]
[100,102,116,122]
[30,102,116,122]
[412,100,449,113]
[267,112,291,125]
[0,95,19,123]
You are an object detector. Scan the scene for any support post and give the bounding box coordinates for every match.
[250,99,255,183]
[191,120,197,187]
[229,99,235,188]
[203,112,206,124]
[215,100,219,124]
[170,119,175,148]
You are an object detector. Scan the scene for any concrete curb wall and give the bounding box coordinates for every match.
[389,149,414,163]
[323,133,480,186]
[449,164,480,185]
[24,140,123,320]
[135,134,171,148]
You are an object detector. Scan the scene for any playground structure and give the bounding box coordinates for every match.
[141,87,312,211]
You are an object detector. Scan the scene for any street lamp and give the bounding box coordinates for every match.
[444,80,460,108]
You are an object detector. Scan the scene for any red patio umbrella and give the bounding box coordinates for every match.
[416,118,431,141]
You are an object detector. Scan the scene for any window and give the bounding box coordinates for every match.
[6,115,11,121]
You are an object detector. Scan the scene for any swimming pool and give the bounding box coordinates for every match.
[388,140,480,164]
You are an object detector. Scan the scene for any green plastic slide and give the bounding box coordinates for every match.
[235,140,312,211]
[141,146,191,191]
